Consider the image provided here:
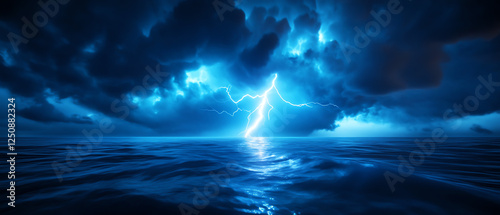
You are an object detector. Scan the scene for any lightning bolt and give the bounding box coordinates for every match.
[207,73,339,138]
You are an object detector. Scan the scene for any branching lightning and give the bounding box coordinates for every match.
[207,73,339,138]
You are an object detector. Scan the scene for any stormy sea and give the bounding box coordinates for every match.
[2,137,500,215]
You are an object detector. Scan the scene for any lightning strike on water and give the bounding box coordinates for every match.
[208,73,339,138]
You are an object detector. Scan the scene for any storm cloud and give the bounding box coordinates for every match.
[1,0,499,136]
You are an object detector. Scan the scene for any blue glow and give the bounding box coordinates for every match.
[176,90,185,97]
[0,50,14,66]
[153,96,161,105]
[45,94,95,121]
[170,80,186,97]
[290,39,307,56]
[141,28,151,37]
[211,74,339,137]
[83,44,96,53]
[186,66,208,86]
[315,62,323,74]
[318,31,326,44]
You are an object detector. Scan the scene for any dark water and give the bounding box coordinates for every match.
[2,137,500,215]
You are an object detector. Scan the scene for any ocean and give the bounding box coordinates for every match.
[2,137,500,214]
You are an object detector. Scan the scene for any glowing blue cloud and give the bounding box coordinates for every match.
[209,73,339,137]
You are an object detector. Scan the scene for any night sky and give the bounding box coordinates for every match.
[1,0,500,137]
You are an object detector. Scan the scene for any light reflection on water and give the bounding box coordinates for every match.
[246,137,271,160]
[233,137,305,214]
[8,137,500,215]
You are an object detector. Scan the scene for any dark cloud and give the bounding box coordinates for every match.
[470,124,493,135]
[240,33,279,69]
[326,0,500,95]
[18,99,92,124]
[293,12,321,34]
[0,0,500,136]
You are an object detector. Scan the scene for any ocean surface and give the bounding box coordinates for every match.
[1,137,500,215]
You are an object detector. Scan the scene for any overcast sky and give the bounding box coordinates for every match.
[1,0,500,137]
